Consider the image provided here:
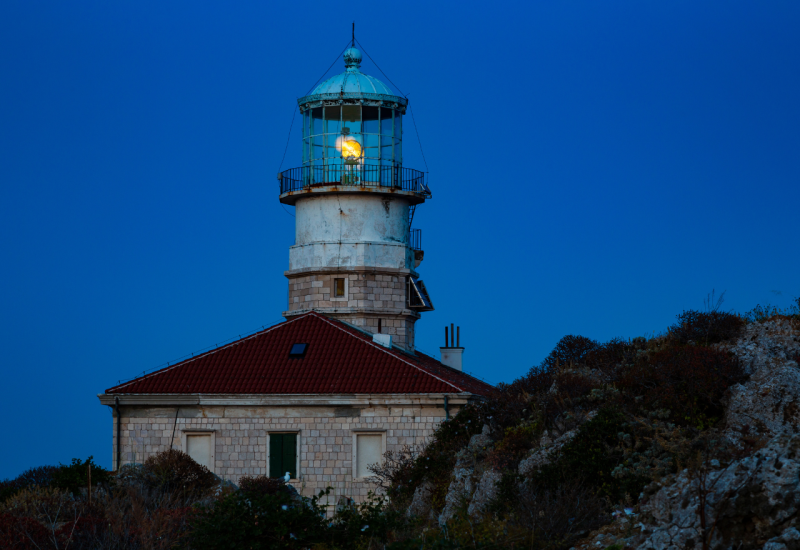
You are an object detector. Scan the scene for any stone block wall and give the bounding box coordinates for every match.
[287,272,408,312]
[114,404,452,503]
[285,271,418,349]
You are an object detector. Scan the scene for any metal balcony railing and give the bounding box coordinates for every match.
[279,165,430,198]
[410,228,422,251]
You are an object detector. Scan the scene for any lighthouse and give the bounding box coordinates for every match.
[279,44,433,350]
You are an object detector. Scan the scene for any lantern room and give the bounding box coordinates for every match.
[279,46,429,202]
[302,47,403,170]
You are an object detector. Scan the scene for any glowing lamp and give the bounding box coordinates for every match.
[341,138,362,159]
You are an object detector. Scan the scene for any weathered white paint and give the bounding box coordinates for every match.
[289,242,411,270]
[291,194,413,271]
[440,347,464,372]
[295,194,410,245]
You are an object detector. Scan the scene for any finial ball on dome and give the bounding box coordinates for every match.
[344,47,362,69]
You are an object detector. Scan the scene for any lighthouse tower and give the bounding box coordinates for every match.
[279,44,433,350]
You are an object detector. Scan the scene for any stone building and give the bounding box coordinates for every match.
[98,42,493,504]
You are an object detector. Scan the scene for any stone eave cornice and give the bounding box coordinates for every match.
[97,392,479,407]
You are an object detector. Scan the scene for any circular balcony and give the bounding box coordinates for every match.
[278,165,431,205]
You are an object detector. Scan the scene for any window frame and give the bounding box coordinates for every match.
[352,430,386,481]
[267,431,300,481]
[181,430,216,473]
[331,277,348,302]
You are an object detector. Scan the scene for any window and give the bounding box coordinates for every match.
[353,433,385,479]
[269,433,298,479]
[331,277,348,301]
[289,343,308,358]
[407,277,434,311]
[183,431,214,472]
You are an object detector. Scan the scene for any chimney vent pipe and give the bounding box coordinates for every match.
[440,323,464,371]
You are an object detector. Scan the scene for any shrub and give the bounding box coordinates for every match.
[0,465,57,503]
[140,449,218,497]
[188,487,328,549]
[0,512,50,549]
[239,474,287,497]
[383,405,488,511]
[509,480,609,548]
[667,310,745,346]
[0,485,76,522]
[743,297,800,324]
[619,345,745,428]
[486,423,540,471]
[532,408,646,502]
[51,456,110,495]
[540,335,600,372]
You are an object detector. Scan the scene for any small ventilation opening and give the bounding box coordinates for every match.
[289,343,308,358]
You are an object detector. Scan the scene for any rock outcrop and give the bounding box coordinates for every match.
[406,480,435,520]
[719,318,800,446]
[437,425,493,526]
[466,469,502,519]
[518,411,597,477]
[636,432,800,550]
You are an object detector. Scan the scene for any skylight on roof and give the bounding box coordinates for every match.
[289,343,308,358]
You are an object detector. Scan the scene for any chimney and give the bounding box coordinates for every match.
[373,333,392,348]
[440,324,464,371]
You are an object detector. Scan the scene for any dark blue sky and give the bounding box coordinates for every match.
[1,1,798,478]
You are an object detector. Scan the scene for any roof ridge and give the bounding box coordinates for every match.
[106,314,311,393]
[313,314,466,393]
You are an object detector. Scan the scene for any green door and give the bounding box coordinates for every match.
[269,433,297,479]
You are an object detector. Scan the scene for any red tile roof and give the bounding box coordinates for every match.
[105,312,494,396]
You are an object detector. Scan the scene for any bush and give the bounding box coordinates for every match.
[51,456,110,495]
[509,480,609,548]
[532,408,647,502]
[0,511,50,549]
[0,465,58,503]
[188,486,328,549]
[138,448,218,497]
[486,423,540,471]
[382,405,488,511]
[540,335,600,372]
[619,345,745,428]
[743,297,800,324]
[667,310,745,346]
[239,474,287,497]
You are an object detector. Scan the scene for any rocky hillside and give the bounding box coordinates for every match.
[381,300,800,550]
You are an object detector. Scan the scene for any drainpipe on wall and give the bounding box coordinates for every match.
[114,397,121,472]
[444,395,449,421]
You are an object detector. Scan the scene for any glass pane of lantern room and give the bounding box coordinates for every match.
[381,134,393,166]
[302,112,308,164]
[362,106,379,134]
[343,105,360,135]
[364,133,379,158]
[394,113,402,140]
[325,106,341,135]
[380,108,393,136]
[312,135,324,168]
[394,138,402,165]
[312,108,323,136]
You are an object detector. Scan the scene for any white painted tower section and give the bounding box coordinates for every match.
[290,194,415,271]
